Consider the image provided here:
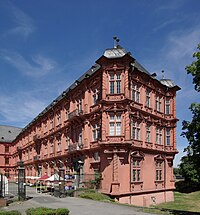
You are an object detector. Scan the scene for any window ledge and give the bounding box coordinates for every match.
[131,181,143,184]
[155,180,164,183]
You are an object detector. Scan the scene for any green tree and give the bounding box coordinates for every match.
[181,43,200,183]
[185,43,200,92]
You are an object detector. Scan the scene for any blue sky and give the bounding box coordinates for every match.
[0,0,200,166]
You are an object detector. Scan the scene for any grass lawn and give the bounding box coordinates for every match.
[156,191,200,212]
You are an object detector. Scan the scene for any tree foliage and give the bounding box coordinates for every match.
[185,43,200,92]
[181,43,200,183]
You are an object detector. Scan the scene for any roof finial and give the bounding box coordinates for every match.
[161,70,165,79]
[113,36,120,48]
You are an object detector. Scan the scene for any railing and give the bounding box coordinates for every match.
[33,155,40,161]
[33,134,41,142]
[68,109,83,119]
[68,142,83,152]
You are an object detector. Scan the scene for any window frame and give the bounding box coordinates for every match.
[131,120,140,140]
[132,83,140,103]
[109,73,121,94]
[109,113,122,136]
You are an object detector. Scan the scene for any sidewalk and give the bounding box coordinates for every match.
[1,187,154,215]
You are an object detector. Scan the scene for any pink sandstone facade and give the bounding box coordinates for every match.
[0,44,180,206]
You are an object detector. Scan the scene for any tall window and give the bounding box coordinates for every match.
[44,144,48,155]
[109,73,121,94]
[146,89,151,107]
[146,124,151,142]
[156,160,163,181]
[5,158,9,165]
[50,118,53,130]
[57,113,61,125]
[93,152,100,161]
[109,113,122,136]
[132,83,140,103]
[166,128,171,145]
[156,127,162,145]
[93,89,99,105]
[156,96,161,112]
[50,143,54,154]
[77,99,82,113]
[66,135,70,149]
[5,146,9,153]
[92,124,101,141]
[165,98,170,114]
[132,121,140,140]
[132,159,141,182]
[57,141,61,152]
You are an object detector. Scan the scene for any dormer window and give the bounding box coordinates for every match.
[93,89,99,105]
[146,89,151,108]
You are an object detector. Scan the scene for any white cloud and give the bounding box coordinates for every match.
[0,92,46,127]
[0,50,57,77]
[3,3,36,38]
[167,28,200,60]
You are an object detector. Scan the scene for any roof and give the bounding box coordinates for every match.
[17,45,179,137]
[0,125,22,143]
[160,79,175,88]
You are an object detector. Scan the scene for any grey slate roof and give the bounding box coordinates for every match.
[160,79,175,87]
[19,45,178,136]
[0,125,22,143]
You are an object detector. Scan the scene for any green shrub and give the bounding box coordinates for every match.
[26,207,55,215]
[78,191,114,202]
[56,208,69,215]
[65,189,75,197]
[26,207,69,215]
[175,180,200,193]
[0,211,21,215]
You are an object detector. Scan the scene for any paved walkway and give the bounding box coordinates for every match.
[2,187,155,215]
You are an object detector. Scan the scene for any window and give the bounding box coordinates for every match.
[93,89,99,105]
[146,89,151,107]
[50,118,53,130]
[44,121,47,132]
[57,141,61,152]
[50,143,54,154]
[132,121,140,140]
[5,158,9,165]
[93,152,100,161]
[146,125,151,142]
[156,128,162,145]
[156,96,161,112]
[77,99,82,113]
[44,144,48,155]
[65,109,69,120]
[5,171,10,178]
[156,160,163,181]
[57,113,61,125]
[5,146,9,153]
[109,73,121,94]
[132,83,140,103]
[109,113,122,136]
[92,124,101,141]
[166,128,171,145]
[165,98,170,114]
[132,159,141,182]
[66,135,70,149]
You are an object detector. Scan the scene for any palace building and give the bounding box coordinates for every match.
[0,42,180,206]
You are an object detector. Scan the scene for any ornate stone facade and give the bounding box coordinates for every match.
[0,45,180,206]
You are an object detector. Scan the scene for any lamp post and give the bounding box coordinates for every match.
[77,160,84,188]
[18,160,26,201]
[58,165,65,197]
